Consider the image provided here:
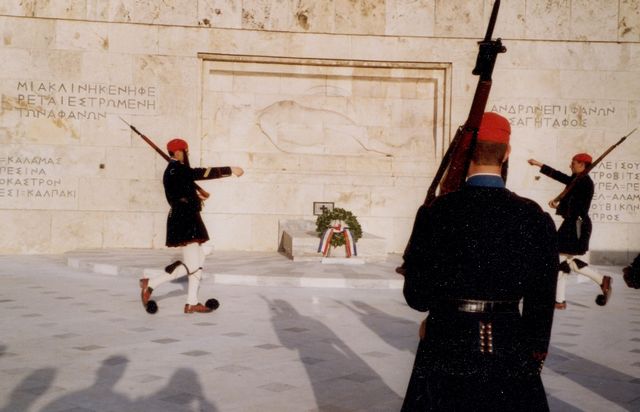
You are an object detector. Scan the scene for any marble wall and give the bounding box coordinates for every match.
[0,0,638,262]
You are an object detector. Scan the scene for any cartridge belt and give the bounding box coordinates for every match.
[446,299,520,313]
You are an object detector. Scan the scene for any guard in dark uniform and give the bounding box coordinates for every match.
[139,138,244,314]
[623,253,640,289]
[402,113,558,411]
[528,154,612,309]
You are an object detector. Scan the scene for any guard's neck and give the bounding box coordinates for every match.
[467,163,502,176]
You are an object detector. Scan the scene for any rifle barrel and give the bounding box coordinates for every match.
[119,117,210,199]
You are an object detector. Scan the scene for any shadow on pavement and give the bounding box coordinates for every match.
[264,297,403,411]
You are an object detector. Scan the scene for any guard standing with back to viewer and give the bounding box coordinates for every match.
[623,253,640,289]
[139,138,244,314]
[528,154,612,309]
[402,112,558,411]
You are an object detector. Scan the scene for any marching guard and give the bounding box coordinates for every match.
[528,154,612,309]
[139,138,244,314]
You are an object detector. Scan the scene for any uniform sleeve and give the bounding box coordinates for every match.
[521,211,559,369]
[191,167,233,181]
[402,204,438,312]
[540,164,573,185]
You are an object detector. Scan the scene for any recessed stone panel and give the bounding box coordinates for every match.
[198,54,450,248]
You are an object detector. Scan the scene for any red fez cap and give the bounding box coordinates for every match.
[572,153,592,164]
[477,112,510,144]
[167,138,188,153]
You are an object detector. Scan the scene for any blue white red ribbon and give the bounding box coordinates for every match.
[318,223,357,257]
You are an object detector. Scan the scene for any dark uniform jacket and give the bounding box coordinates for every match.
[540,164,594,255]
[623,253,640,289]
[402,179,558,411]
[163,160,232,247]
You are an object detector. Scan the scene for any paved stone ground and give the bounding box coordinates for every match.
[0,250,638,411]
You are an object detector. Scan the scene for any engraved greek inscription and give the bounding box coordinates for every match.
[12,80,158,121]
[490,102,617,129]
[0,154,76,202]
[590,161,640,223]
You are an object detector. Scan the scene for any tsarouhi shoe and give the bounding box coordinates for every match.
[554,301,567,310]
[139,278,153,306]
[596,276,612,306]
[184,303,213,314]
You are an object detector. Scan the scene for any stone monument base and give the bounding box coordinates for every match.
[279,219,387,262]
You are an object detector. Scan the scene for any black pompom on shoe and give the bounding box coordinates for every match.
[205,298,220,311]
[595,276,612,306]
[146,300,158,314]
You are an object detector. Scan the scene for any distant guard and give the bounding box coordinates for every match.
[528,154,612,309]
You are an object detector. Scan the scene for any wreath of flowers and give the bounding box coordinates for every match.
[315,207,363,247]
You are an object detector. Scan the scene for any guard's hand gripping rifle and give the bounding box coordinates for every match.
[119,117,210,200]
[548,127,636,209]
[424,0,506,205]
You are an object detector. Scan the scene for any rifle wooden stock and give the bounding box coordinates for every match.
[549,128,636,208]
[437,83,492,197]
[398,1,506,275]
[120,117,210,200]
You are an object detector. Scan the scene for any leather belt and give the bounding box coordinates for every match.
[449,299,520,313]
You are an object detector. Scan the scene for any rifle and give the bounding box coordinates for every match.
[397,1,506,275]
[548,127,636,208]
[119,117,210,200]
[425,0,507,204]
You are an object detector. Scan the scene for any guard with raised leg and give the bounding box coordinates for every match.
[528,153,613,309]
[133,136,243,314]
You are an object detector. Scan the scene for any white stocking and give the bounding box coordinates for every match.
[148,243,205,304]
[569,259,604,285]
[182,243,204,305]
[556,272,567,303]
